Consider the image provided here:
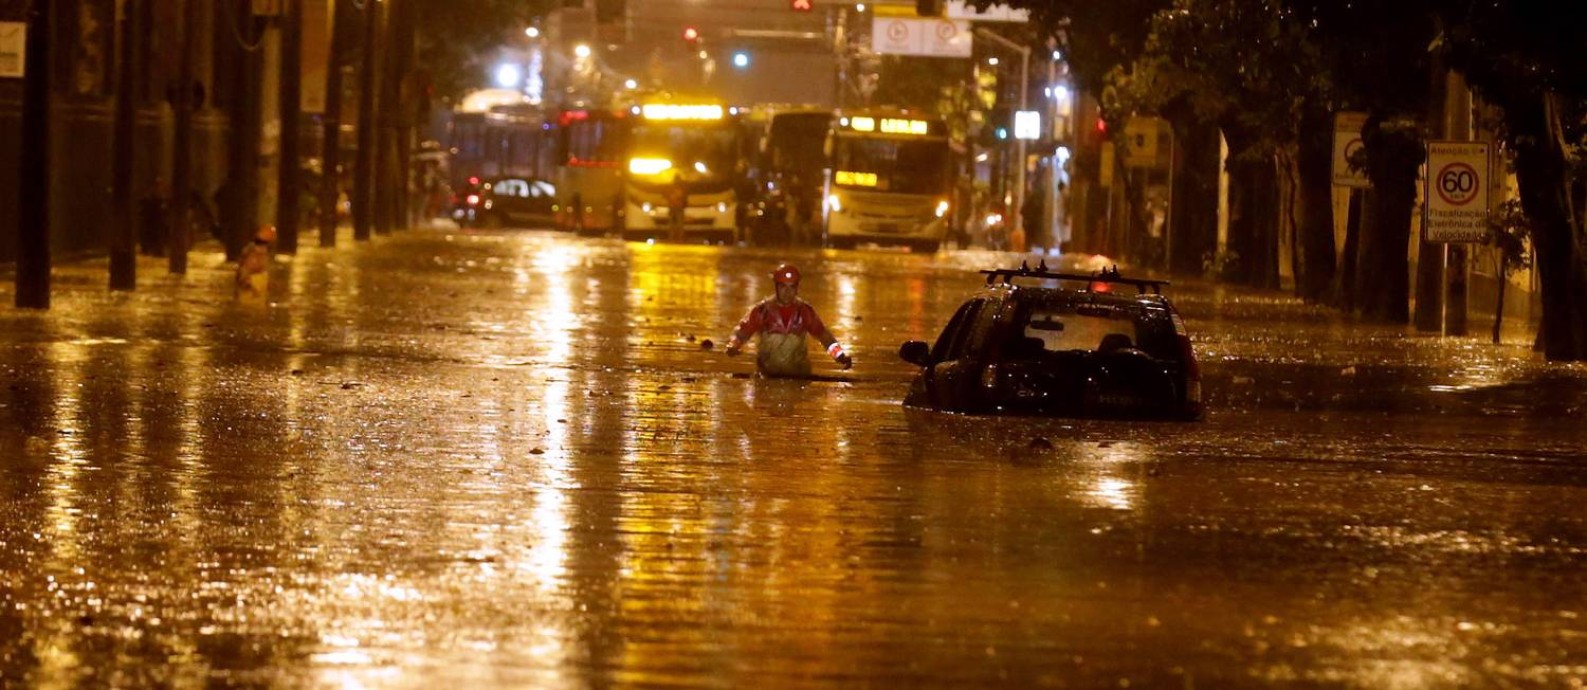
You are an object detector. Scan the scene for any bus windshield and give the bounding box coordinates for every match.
[631,123,738,191]
[832,136,949,195]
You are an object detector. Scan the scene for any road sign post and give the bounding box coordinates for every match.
[1424,141,1490,244]
[1332,111,1369,188]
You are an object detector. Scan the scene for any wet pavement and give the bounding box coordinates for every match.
[1,227,1585,688]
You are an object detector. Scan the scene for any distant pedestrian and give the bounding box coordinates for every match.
[667,175,689,241]
[725,263,852,378]
[235,224,276,304]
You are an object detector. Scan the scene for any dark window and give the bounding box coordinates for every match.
[933,299,996,362]
[930,301,976,362]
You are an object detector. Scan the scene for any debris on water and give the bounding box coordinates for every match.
[1233,376,1255,385]
[700,338,714,350]
[340,382,360,390]
[1028,436,1053,451]
[1340,366,1357,376]
[530,447,545,455]
[684,333,697,342]
[290,369,304,376]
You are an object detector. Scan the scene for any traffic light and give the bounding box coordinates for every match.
[915,0,942,16]
[790,0,812,10]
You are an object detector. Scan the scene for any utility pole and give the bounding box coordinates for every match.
[169,0,199,275]
[277,0,303,254]
[373,0,394,235]
[977,28,1029,250]
[111,0,142,291]
[222,0,264,262]
[353,0,377,241]
[320,0,346,247]
[16,0,51,309]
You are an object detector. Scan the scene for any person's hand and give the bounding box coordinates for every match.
[836,353,852,370]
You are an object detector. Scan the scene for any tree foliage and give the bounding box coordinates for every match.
[409,0,547,101]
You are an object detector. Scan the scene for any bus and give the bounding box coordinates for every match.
[447,92,555,191]
[822,109,953,252]
[741,104,832,246]
[446,93,556,226]
[553,99,742,243]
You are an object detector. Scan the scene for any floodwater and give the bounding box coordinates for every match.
[1,228,1584,688]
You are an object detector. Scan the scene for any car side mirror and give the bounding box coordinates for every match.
[898,340,931,367]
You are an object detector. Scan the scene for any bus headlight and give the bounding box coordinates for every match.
[935,199,949,218]
[628,157,672,175]
[641,202,653,213]
[826,194,842,213]
[716,202,728,213]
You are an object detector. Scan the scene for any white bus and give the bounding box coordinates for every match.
[822,109,953,252]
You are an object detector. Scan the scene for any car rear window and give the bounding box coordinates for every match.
[1020,303,1177,359]
[1024,309,1136,352]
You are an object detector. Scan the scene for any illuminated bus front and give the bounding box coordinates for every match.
[824,112,951,251]
[622,102,740,241]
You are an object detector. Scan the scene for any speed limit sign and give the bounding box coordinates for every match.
[1424,141,1490,243]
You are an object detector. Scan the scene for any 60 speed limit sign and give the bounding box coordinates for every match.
[1424,141,1490,243]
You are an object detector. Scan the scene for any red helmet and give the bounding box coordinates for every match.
[771,263,801,285]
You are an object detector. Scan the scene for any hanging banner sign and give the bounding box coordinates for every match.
[871,17,972,58]
[1424,141,1491,243]
[0,22,25,78]
[945,1,1030,23]
[300,0,333,114]
[1332,111,1369,188]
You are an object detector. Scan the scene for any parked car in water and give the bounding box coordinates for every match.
[478,176,557,228]
[898,263,1203,420]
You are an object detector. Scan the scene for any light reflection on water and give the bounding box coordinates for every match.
[1,232,1585,688]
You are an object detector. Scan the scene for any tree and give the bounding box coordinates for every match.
[1111,0,1334,293]
[410,0,548,101]
[1486,199,1533,344]
[1435,0,1587,360]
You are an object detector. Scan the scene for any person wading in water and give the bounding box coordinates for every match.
[725,263,852,378]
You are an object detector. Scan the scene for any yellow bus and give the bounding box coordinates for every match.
[822,109,952,252]
[552,99,741,243]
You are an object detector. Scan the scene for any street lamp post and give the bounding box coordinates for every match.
[976,28,1029,251]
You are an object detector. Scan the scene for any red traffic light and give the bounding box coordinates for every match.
[682,26,699,42]
[790,0,812,10]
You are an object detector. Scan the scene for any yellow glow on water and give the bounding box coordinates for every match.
[1078,442,1147,512]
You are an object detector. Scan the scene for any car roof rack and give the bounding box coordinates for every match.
[978,261,1171,295]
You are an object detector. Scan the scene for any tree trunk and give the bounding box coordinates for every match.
[1167,118,1221,276]
[1508,92,1587,360]
[1295,111,1337,302]
[1335,190,1362,311]
[1491,261,1506,345]
[1354,116,1420,323]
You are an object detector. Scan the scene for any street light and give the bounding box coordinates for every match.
[525,26,540,39]
[494,63,522,89]
[732,51,750,69]
[574,43,592,59]
[975,28,1031,249]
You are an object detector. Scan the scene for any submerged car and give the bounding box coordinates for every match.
[898,263,1203,420]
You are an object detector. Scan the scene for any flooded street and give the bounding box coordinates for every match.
[2,228,1585,688]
